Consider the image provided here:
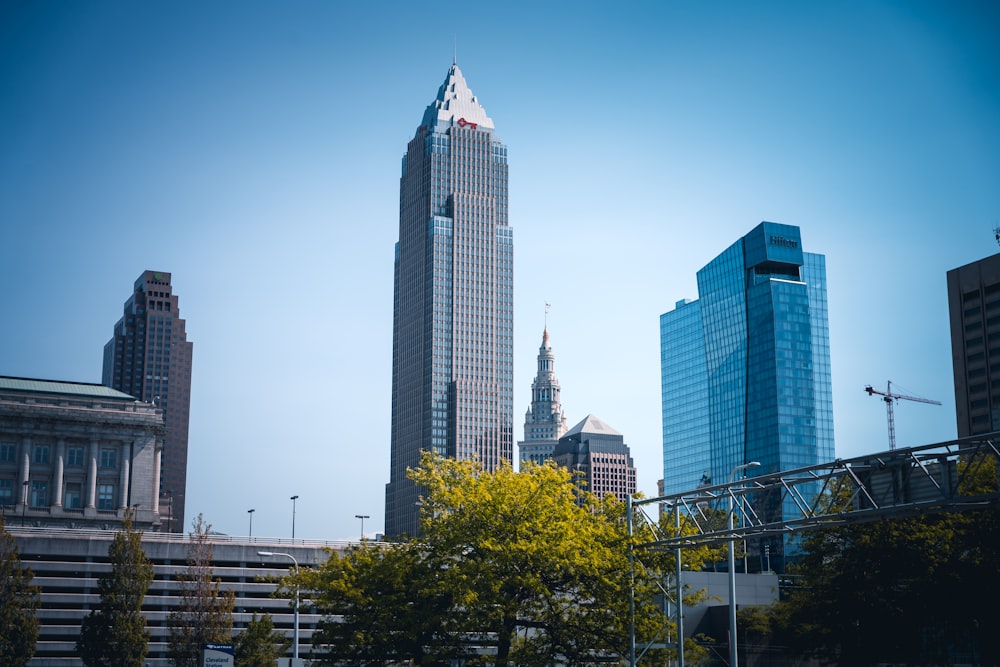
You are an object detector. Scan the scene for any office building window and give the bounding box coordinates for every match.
[64,483,82,510]
[34,445,50,464]
[0,479,12,505]
[0,443,15,463]
[100,449,117,469]
[31,481,48,507]
[67,447,84,467]
[98,484,115,510]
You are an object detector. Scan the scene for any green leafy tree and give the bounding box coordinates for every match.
[0,515,40,667]
[234,613,291,667]
[78,509,155,667]
[168,515,235,667]
[413,455,635,666]
[299,538,461,665]
[289,454,717,666]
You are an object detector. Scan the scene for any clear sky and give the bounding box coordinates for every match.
[1,1,998,541]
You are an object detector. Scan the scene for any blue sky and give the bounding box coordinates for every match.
[1,1,998,541]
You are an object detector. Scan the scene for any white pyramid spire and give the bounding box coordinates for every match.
[421,64,495,131]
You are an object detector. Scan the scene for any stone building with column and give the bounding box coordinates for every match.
[0,376,164,530]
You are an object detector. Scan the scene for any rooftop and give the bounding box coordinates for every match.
[0,376,137,401]
[564,414,622,438]
[421,63,495,131]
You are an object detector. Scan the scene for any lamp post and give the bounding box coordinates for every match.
[727,461,760,667]
[247,508,255,538]
[258,551,299,662]
[355,514,369,540]
[290,495,298,539]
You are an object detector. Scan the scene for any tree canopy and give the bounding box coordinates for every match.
[78,509,155,667]
[289,454,719,666]
[0,515,40,667]
[746,454,1000,666]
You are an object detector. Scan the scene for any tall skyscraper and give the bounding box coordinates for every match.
[385,63,513,538]
[518,327,568,467]
[660,222,834,568]
[947,252,1000,437]
[552,415,636,502]
[103,270,193,532]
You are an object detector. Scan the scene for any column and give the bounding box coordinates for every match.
[53,439,65,508]
[151,445,161,514]
[119,443,130,510]
[19,437,31,505]
[86,439,99,509]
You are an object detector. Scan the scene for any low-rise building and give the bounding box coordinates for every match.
[11,526,347,667]
[0,376,164,530]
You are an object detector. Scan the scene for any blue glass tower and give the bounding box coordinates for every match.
[660,222,834,567]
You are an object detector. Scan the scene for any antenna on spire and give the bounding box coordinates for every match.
[545,302,551,328]
[994,224,1000,248]
[453,36,457,66]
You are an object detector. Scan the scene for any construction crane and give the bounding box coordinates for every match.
[865,381,942,450]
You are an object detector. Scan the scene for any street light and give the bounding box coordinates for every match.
[728,461,760,667]
[355,514,369,540]
[258,551,299,662]
[290,495,298,538]
[247,509,255,538]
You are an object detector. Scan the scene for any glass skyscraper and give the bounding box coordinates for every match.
[385,64,513,538]
[660,222,834,567]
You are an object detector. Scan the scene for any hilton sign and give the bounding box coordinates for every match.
[769,235,799,249]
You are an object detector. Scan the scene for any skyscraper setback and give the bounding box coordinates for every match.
[385,63,513,538]
[103,270,193,532]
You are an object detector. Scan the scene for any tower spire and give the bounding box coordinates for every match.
[517,324,568,466]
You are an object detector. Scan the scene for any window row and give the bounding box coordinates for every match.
[0,444,119,468]
[0,479,117,510]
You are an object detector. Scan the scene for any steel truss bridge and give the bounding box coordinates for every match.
[625,433,1000,666]
[631,432,1000,549]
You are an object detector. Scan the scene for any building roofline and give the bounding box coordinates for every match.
[0,376,138,401]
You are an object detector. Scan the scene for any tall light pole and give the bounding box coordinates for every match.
[247,508,255,538]
[728,461,760,667]
[355,514,369,540]
[258,551,299,662]
[290,495,298,539]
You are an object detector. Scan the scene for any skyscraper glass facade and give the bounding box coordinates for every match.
[385,65,512,538]
[660,299,710,493]
[661,222,834,567]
